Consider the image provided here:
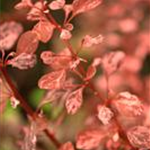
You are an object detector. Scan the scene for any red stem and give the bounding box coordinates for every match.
[0,66,61,148]
[43,9,138,150]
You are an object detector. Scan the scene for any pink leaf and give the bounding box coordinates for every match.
[118,18,138,33]
[69,58,81,70]
[10,96,20,109]
[73,0,102,15]
[102,51,126,76]
[84,58,101,81]
[15,0,33,10]
[33,20,55,43]
[8,53,37,70]
[60,29,72,40]
[59,142,74,150]
[82,34,103,48]
[64,23,74,31]
[84,65,96,81]
[92,58,102,67]
[127,126,150,149]
[76,128,105,150]
[38,90,67,108]
[112,91,144,117]
[38,70,66,90]
[40,50,72,70]
[49,0,65,10]
[97,105,114,125]
[65,87,84,115]
[0,21,23,50]
[21,122,37,150]
[63,5,73,21]
[27,2,43,21]
[16,31,39,55]
[40,51,55,65]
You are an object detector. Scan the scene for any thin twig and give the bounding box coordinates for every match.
[43,9,137,149]
[0,66,61,148]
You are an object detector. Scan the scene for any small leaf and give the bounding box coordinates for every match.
[73,0,102,15]
[40,50,72,70]
[27,2,43,21]
[38,90,65,108]
[49,0,65,10]
[92,58,101,67]
[97,105,114,125]
[60,29,72,40]
[33,20,55,43]
[38,70,66,90]
[59,142,74,150]
[76,128,105,150]
[10,96,20,109]
[112,91,144,117]
[82,34,103,48]
[127,126,150,149]
[16,31,39,55]
[85,65,96,81]
[63,5,73,21]
[65,87,84,115]
[64,23,74,31]
[69,58,81,70]
[84,58,101,81]
[8,53,37,70]
[21,122,37,150]
[102,51,125,76]
[40,51,55,65]
[15,0,33,10]
[0,21,23,50]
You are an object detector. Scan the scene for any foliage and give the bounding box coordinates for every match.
[0,0,150,150]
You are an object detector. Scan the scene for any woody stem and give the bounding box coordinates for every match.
[0,66,61,148]
[44,10,138,149]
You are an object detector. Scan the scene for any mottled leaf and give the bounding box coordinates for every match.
[27,2,43,21]
[40,49,72,70]
[127,126,150,149]
[82,34,103,48]
[8,53,37,70]
[84,58,101,81]
[73,0,102,15]
[112,91,144,117]
[60,29,72,40]
[38,70,66,90]
[76,128,105,150]
[49,0,65,10]
[97,105,114,125]
[65,87,84,114]
[33,20,55,43]
[21,122,37,150]
[16,31,39,54]
[102,51,125,76]
[0,22,23,50]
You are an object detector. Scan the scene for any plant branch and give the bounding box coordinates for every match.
[0,66,61,148]
[43,10,138,149]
